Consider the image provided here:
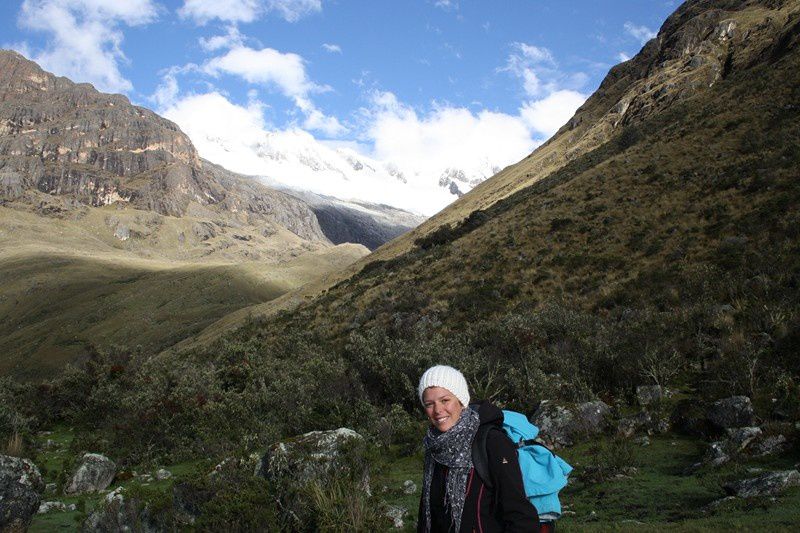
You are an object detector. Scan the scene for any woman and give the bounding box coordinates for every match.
[417,365,540,533]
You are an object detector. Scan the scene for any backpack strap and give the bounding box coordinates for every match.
[471,425,496,490]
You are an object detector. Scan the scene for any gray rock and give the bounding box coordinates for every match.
[618,410,670,438]
[0,455,44,532]
[724,470,800,498]
[65,453,117,495]
[726,427,762,451]
[256,428,370,493]
[704,441,731,467]
[573,401,611,435]
[37,501,67,514]
[752,435,787,457]
[402,479,417,495]
[45,482,57,494]
[155,469,172,481]
[636,385,664,407]
[385,505,407,528]
[113,224,130,241]
[532,402,575,447]
[532,400,610,447]
[707,396,754,429]
[82,487,160,533]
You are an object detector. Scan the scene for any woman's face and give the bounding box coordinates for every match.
[422,386,464,432]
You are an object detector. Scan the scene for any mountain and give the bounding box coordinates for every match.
[0,49,327,245]
[275,187,426,251]
[171,116,505,216]
[7,0,800,529]
[184,0,800,390]
[0,50,372,378]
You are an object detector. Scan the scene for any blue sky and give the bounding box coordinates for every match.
[1,0,680,214]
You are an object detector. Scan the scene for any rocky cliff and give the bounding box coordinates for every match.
[0,49,326,243]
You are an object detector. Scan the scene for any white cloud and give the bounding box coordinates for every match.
[178,0,260,25]
[16,0,159,93]
[266,0,322,22]
[198,25,245,51]
[203,45,318,98]
[624,22,657,45]
[433,0,459,10]
[618,51,631,62]
[179,0,321,24]
[502,42,558,97]
[364,90,537,194]
[519,90,587,138]
[321,43,341,53]
[200,44,343,136]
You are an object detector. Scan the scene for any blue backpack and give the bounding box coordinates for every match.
[472,409,573,520]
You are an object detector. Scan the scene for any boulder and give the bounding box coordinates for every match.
[37,501,76,514]
[724,470,800,498]
[256,428,370,492]
[726,427,762,451]
[703,441,731,467]
[155,469,172,481]
[573,401,612,435]
[636,385,665,407]
[385,505,407,528]
[0,455,44,532]
[617,411,670,438]
[707,396,754,429]
[65,453,117,495]
[752,435,787,457]
[531,402,574,447]
[532,401,610,447]
[402,479,417,495]
[82,487,160,533]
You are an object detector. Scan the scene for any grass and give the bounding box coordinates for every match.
[0,205,368,380]
[374,435,800,532]
[27,426,209,531]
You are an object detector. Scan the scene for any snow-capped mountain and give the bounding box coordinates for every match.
[177,126,505,216]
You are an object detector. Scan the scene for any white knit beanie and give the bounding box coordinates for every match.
[418,365,470,407]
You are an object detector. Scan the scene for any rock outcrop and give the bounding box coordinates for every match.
[724,470,800,498]
[256,427,370,491]
[0,455,44,532]
[0,49,327,243]
[532,401,611,447]
[65,453,116,495]
[706,396,755,430]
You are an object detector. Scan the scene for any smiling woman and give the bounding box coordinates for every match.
[417,365,540,533]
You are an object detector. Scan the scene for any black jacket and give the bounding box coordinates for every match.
[418,402,540,532]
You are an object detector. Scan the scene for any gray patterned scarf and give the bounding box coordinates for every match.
[421,406,481,532]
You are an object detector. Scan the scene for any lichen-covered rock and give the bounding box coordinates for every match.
[0,455,44,532]
[574,401,611,435]
[726,427,762,451]
[385,505,408,528]
[704,441,731,467]
[402,479,417,495]
[531,402,576,447]
[65,453,116,495]
[707,396,754,429]
[752,434,787,457]
[82,487,161,533]
[256,428,370,493]
[636,385,665,407]
[724,470,800,498]
[617,409,671,438]
[532,401,610,447]
[37,501,76,514]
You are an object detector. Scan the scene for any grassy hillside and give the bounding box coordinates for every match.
[0,204,368,379]
[3,1,799,530]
